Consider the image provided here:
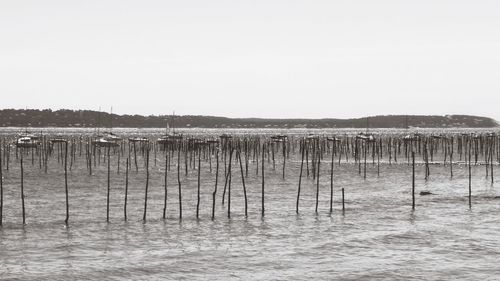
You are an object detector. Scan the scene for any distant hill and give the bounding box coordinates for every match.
[0,109,498,128]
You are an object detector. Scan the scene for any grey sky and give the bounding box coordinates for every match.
[1,1,499,120]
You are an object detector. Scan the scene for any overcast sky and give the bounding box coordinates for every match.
[1,1,499,120]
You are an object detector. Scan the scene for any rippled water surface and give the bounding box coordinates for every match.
[1,128,500,280]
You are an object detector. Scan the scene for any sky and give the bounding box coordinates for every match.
[1,1,499,120]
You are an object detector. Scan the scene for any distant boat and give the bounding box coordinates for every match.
[403,133,421,142]
[92,132,121,148]
[306,134,319,141]
[15,131,41,148]
[128,137,149,143]
[270,135,288,142]
[101,131,122,142]
[157,112,183,145]
[219,134,233,140]
[206,138,220,144]
[92,107,122,148]
[49,137,68,144]
[356,132,375,142]
[327,136,341,143]
[157,132,183,144]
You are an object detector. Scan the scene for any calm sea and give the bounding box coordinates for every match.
[1,128,499,280]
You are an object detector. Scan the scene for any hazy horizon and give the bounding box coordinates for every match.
[1,1,499,120]
[1,107,499,124]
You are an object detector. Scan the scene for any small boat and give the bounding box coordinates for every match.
[356,133,375,142]
[15,132,41,148]
[157,111,183,145]
[101,131,122,142]
[306,134,318,140]
[92,132,121,148]
[327,136,341,143]
[219,134,233,140]
[188,138,208,147]
[93,138,120,148]
[157,132,183,145]
[206,138,220,144]
[128,137,149,143]
[271,135,288,142]
[403,133,421,142]
[50,135,68,144]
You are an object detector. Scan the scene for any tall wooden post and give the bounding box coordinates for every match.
[261,142,265,217]
[196,146,201,219]
[450,137,453,178]
[0,140,3,226]
[227,147,233,218]
[296,140,305,214]
[363,141,367,179]
[237,150,248,217]
[124,158,129,220]
[212,149,219,220]
[64,141,69,225]
[163,149,168,219]
[315,149,321,214]
[143,146,150,221]
[282,140,286,179]
[412,151,415,210]
[177,144,182,219]
[106,147,111,222]
[21,155,26,224]
[469,136,472,208]
[330,140,334,213]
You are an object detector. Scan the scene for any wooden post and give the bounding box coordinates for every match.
[341,188,345,214]
[315,149,321,214]
[450,137,453,178]
[0,140,3,226]
[282,141,286,179]
[143,146,150,221]
[255,141,259,176]
[124,158,129,220]
[184,146,188,176]
[21,156,26,224]
[330,141,334,213]
[377,140,380,176]
[296,140,305,214]
[196,146,201,219]
[306,142,309,178]
[133,142,138,172]
[154,142,157,167]
[117,151,120,174]
[261,142,265,217]
[88,143,92,176]
[212,149,219,220]
[237,150,248,217]
[357,139,361,175]
[209,145,213,173]
[363,141,367,179]
[412,151,415,210]
[271,142,275,170]
[222,144,229,205]
[177,145,182,219]
[227,147,233,218]
[468,136,472,208]
[163,149,168,219]
[245,141,249,178]
[491,139,494,184]
[64,141,69,225]
[106,147,111,222]
[128,142,131,169]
